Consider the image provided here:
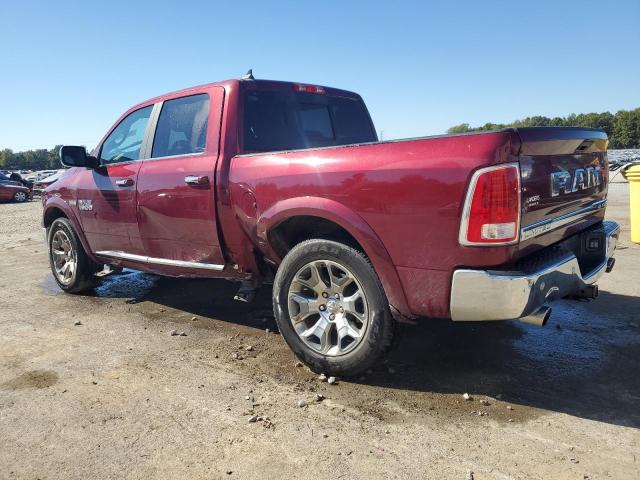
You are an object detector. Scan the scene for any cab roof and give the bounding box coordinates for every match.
[132,78,361,111]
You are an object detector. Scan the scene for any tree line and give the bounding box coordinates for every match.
[448,107,640,149]
[0,146,63,171]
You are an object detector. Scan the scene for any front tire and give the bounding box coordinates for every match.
[273,239,394,377]
[13,191,28,202]
[48,218,100,293]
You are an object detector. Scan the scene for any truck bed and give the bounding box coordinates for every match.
[230,127,609,318]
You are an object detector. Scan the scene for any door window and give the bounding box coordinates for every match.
[100,105,153,165]
[151,94,209,158]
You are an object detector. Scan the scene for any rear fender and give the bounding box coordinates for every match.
[257,197,412,318]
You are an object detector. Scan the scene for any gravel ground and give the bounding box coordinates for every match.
[0,185,639,480]
[0,199,42,247]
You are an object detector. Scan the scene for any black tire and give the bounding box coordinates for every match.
[13,190,28,202]
[273,239,394,377]
[47,217,100,293]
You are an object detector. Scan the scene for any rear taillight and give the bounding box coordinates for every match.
[459,163,521,246]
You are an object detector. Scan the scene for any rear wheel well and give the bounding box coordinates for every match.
[43,207,67,229]
[269,216,365,259]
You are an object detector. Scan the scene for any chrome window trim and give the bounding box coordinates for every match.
[458,162,521,247]
[139,102,163,160]
[96,250,224,271]
[520,199,607,241]
[142,151,207,163]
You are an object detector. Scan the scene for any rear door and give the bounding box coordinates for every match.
[134,87,226,271]
[77,105,153,254]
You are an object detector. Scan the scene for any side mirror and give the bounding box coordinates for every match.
[59,146,98,168]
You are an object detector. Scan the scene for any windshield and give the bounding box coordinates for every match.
[242,89,376,153]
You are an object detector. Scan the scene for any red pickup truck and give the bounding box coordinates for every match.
[44,76,619,375]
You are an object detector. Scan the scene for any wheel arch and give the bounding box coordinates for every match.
[43,200,99,264]
[43,206,67,228]
[257,197,412,319]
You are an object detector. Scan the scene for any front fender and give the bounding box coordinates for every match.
[43,197,100,264]
[257,196,412,318]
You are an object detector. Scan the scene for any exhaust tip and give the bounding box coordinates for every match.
[519,306,552,327]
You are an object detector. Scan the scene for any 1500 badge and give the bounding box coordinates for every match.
[78,199,93,211]
[551,166,602,197]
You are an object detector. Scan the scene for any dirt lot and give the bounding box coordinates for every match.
[1,181,639,480]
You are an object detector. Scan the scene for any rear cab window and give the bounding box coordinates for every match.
[241,84,377,153]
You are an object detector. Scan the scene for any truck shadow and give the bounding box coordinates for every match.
[379,292,640,429]
[85,271,640,429]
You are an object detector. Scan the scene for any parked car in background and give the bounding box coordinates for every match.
[0,172,31,202]
[33,170,66,196]
[9,172,34,190]
[25,170,57,182]
[10,170,33,177]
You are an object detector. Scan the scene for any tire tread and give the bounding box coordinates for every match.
[48,218,100,294]
[273,239,394,377]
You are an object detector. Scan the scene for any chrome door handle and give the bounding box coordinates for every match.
[115,178,134,187]
[185,175,209,185]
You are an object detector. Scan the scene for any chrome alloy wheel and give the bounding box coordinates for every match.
[51,230,77,286]
[287,260,369,356]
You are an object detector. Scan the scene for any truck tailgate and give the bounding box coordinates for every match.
[516,127,609,243]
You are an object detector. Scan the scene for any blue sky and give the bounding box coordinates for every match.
[1,0,638,151]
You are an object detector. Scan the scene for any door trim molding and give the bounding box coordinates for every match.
[96,250,225,271]
[139,102,163,160]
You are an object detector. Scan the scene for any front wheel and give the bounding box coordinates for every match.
[272,239,394,377]
[48,218,100,293]
[13,191,28,202]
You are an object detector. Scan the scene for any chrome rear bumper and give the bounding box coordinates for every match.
[450,220,619,321]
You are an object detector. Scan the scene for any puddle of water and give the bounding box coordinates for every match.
[40,267,276,332]
[40,269,159,299]
[93,269,160,299]
[40,273,62,295]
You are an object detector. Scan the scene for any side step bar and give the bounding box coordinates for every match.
[96,251,225,271]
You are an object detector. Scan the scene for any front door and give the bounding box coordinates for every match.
[77,105,153,254]
[135,87,225,270]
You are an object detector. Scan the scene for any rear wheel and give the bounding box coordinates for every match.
[48,218,100,293]
[13,191,27,202]
[273,239,394,377]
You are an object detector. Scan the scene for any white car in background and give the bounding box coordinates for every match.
[25,170,57,182]
[32,170,67,195]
